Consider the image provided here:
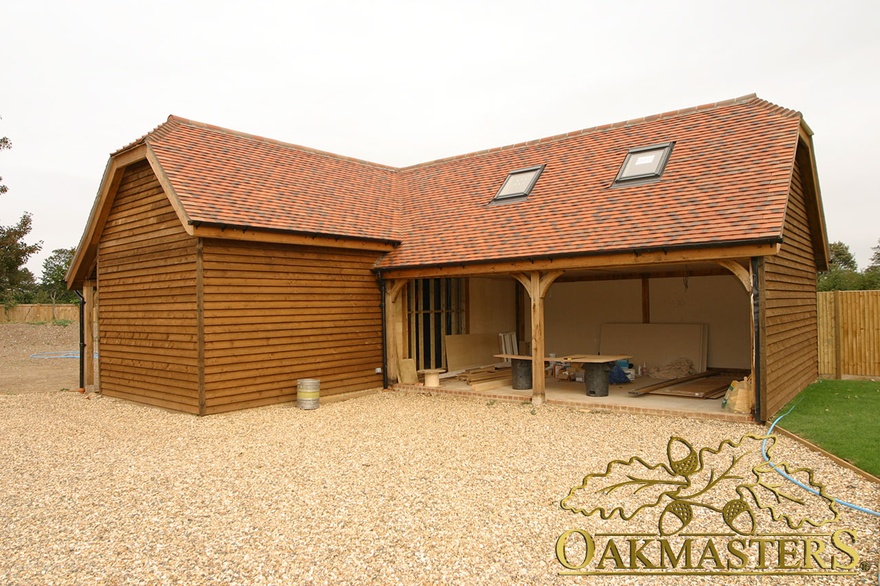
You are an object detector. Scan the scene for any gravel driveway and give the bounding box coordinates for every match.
[1,325,878,584]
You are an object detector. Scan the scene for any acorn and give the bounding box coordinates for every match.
[667,437,699,477]
[722,499,756,535]
[659,500,693,536]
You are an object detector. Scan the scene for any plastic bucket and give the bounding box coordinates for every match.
[296,378,320,410]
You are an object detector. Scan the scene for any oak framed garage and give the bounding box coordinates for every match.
[68,94,828,421]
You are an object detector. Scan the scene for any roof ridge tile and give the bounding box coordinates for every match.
[151,115,398,172]
[400,93,767,172]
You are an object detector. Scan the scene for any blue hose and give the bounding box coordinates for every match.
[764,401,879,583]
[762,401,880,517]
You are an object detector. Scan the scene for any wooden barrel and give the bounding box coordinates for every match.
[296,378,320,409]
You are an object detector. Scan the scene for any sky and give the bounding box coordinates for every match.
[2,0,879,278]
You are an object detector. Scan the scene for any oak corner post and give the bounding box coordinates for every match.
[512,270,563,405]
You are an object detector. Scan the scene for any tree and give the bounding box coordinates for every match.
[0,213,42,306]
[36,247,78,307]
[818,241,861,291]
[869,239,880,272]
[827,241,858,271]
[817,239,880,291]
[0,123,43,306]
[1,115,10,196]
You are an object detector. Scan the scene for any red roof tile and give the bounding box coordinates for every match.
[380,95,803,269]
[140,117,401,243]
[122,95,806,269]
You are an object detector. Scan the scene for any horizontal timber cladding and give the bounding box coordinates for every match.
[97,160,201,414]
[200,239,385,414]
[760,151,819,420]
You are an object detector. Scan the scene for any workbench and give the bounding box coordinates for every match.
[559,355,632,396]
[494,354,631,396]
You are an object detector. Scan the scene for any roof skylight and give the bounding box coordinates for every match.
[614,142,674,184]
[494,165,545,201]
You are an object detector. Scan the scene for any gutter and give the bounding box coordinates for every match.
[751,257,763,424]
[376,271,389,389]
[74,290,85,390]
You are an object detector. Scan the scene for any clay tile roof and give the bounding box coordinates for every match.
[140,116,402,243]
[118,94,806,268]
[377,94,804,269]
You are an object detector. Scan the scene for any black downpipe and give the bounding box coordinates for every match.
[377,272,389,389]
[74,290,85,390]
[751,257,763,424]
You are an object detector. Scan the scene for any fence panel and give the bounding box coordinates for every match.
[1,304,79,323]
[817,290,880,378]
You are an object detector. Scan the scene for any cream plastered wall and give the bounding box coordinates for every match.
[650,275,750,369]
[542,280,641,356]
[540,275,750,368]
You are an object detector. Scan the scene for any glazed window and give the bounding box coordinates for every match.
[493,165,545,201]
[614,143,674,183]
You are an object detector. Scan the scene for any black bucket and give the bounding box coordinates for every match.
[584,363,611,397]
[512,358,532,390]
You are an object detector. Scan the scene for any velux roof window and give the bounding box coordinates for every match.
[614,142,674,184]
[493,165,545,201]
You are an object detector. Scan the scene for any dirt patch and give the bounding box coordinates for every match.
[0,323,81,394]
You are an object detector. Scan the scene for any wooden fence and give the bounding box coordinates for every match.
[818,290,880,378]
[4,294,878,378]
[1,304,79,323]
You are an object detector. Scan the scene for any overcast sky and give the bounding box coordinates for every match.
[3,0,879,277]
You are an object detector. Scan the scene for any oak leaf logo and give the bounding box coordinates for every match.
[560,434,839,535]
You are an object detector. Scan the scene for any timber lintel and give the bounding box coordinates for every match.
[379,243,780,281]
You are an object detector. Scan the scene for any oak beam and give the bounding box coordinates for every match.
[379,243,780,280]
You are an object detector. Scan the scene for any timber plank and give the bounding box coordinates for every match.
[205,328,381,351]
[205,346,382,366]
[202,291,379,302]
[102,389,200,414]
[100,371,197,395]
[205,321,380,336]
[206,366,382,395]
[202,301,379,314]
[205,375,382,404]
[205,350,382,374]
[101,353,199,373]
[203,315,381,330]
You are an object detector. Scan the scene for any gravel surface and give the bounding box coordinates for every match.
[0,323,80,394]
[1,325,878,585]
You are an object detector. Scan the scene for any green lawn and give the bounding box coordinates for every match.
[773,379,880,478]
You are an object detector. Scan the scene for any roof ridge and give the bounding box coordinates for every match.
[111,117,176,156]
[399,93,773,172]
[150,115,399,172]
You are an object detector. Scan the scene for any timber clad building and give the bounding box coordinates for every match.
[67,94,829,420]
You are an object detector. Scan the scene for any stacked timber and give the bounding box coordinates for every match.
[456,365,511,392]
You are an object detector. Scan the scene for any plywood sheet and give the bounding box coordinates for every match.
[445,333,500,371]
[599,323,708,373]
[397,359,418,384]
